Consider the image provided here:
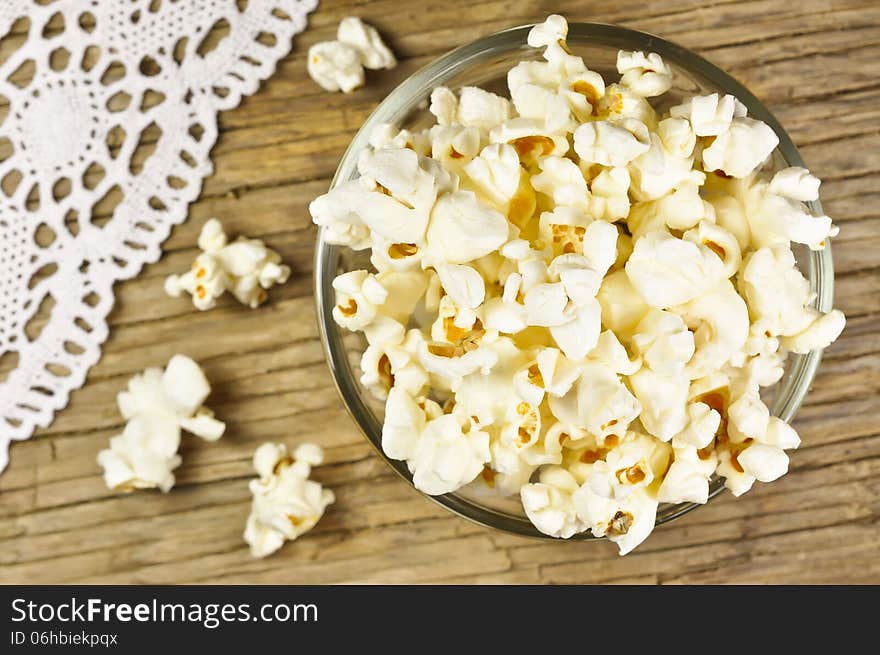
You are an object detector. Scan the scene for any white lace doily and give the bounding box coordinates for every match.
[0,0,317,471]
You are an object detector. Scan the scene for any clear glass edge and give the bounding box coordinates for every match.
[312,22,835,541]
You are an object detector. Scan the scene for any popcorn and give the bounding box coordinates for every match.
[331,270,388,331]
[457,87,513,130]
[312,13,845,554]
[307,40,365,93]
[376,125,433,156]
[356,148,442,244]
[531,156,590,209]
[737,442,789,482]
[572,433,668,554]
[489,118,569,163]
[430,125,482,171]
[709,193,751,251]
[750,183,838,251]
[165,219,290,310]
[658,453,711,504]
[382,387,430,461]
[548,254,603,306]
[629,367,689,442]
[244,443,335,558]
[523,282,570,327]
[514,347,581,404]
[573,120,651,167]
[307,17,396,93]
[430,87,459,126]
[596,269,650,339]
[768,166,821,202]
[589,330,642,376]
[97,355,224,493]
[717,448,756,496]
[435,263,486,309]
[780,309,846,354]
[527,14,568,49]
[549,298,602,360]
[627,171,715,237]
[454,338,529,425]
[552,361,641,440]
[701,117,779,178]
[409,413,491,495]
[726,390,770,444]
[739,245,845,347]
[589,167,631,221]
[631,309,695,377]
[598,83,658,128]
[683,220,742,279]
[616,51,673,97]
[464,143,536,229]
[539,206,589,256]
[337,17,396,70]
[670,93,738,136]
[309,180,374,250]
[521,466,587,538]
[624,230,725,308]
[418,326,500,382]
[587,433,667,501]
[676,280,750,377]
[424,191,511,264]
[377,330,430,396]
[673,402,721,449]
[765,417,801,450]
[573,481,650,553]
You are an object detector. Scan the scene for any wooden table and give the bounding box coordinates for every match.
[2,0,878,585]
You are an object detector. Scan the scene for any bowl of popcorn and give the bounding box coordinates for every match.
[310,15,845,554]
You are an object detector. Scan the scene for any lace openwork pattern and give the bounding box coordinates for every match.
[0,0,317,471]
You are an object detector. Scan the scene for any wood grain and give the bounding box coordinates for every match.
[1,0,878,585]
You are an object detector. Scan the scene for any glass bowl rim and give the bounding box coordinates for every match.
[313,21,835,540]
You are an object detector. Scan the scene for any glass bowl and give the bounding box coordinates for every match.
[313,22,835,539]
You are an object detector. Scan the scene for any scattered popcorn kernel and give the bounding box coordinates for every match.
[307,40,365,93]
[308,13,845,554]
[165,219,290,310]
[308,17,396,93]
[244,442,335,558]
[337,17,396,70]
[97,355,225,493]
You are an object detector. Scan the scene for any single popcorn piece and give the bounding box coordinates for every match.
[616,50,673,97]
[670,93,739,136]
[631,309,695,377]
[165,219,290,310]
[244,442,335,558]
[701,117,779,178]
[527,14,568,49]
[309,13,846,555]
[521,466,587,538]
[573,120,651,167]
[307,17,396,93]
[97,355,225,493]
[624,230,726,308]
[307,40,365,93]
[337,17,396,70]
[768,166,821,202]
[658,446,712,504]
[409,413,491,495]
